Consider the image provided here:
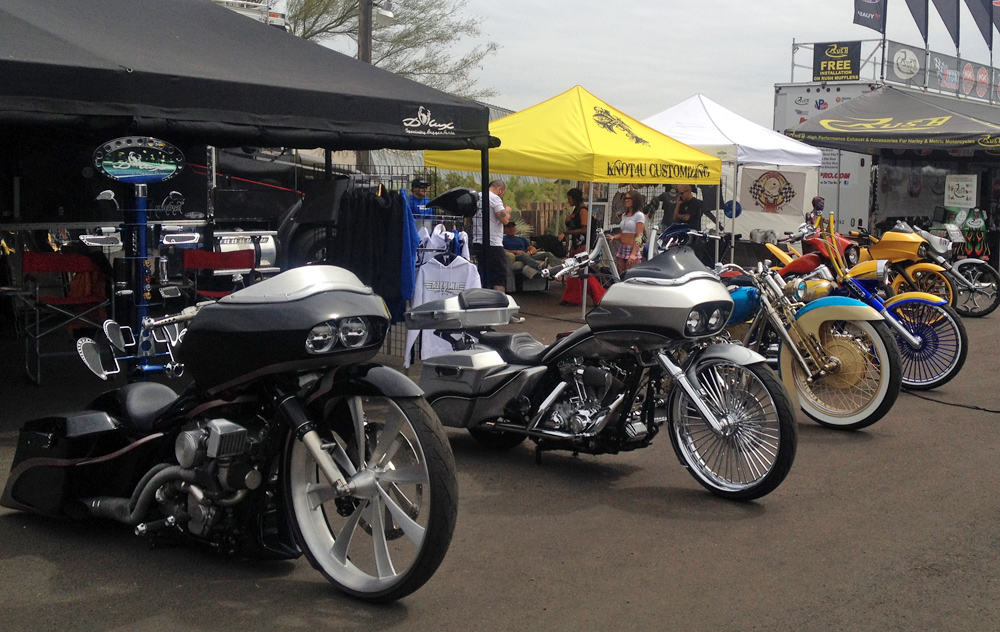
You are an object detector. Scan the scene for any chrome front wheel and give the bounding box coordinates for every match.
[889,301,967,390]
[285,396,457,602]
[952,260,1000,317]
[670,360,797,501]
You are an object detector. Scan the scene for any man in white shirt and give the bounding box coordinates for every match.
[484,179,512,292]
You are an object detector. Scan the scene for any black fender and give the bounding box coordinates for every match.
[305,363,424,409]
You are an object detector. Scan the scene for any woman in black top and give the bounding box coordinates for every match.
[561,187,591,254]
[558,187,605,305]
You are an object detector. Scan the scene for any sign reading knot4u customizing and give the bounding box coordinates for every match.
[94,137,185,184]
[813,41,861,82]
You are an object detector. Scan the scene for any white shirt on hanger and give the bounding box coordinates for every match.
[404,256,482,367]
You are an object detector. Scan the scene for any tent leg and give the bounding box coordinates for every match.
[581,184,595,320]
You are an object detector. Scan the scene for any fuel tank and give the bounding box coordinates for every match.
[178,266,390,391]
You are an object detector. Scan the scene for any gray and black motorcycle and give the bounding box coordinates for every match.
[407,244,797,501]
[2,265,457,602]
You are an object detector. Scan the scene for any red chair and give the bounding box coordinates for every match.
[21,251,111,384]
[182,248,256,300]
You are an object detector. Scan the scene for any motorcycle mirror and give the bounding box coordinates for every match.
[103,319,127,352]
[76,338,109,380]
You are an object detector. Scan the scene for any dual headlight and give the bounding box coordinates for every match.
[685,301,733,336]
[305,316,373,354]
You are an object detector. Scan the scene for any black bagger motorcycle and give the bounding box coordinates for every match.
[2,265,458,602]
[407,245,797,501]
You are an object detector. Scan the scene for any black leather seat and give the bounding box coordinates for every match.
[116,382,179,434]
[477,332,548,365]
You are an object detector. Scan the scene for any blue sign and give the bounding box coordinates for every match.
[94,137,184,183]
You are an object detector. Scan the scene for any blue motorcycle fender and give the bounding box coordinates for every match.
[794,296,882,321]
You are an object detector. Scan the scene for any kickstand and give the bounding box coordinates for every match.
[534,444,542,465]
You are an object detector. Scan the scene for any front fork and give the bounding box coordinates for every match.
[277,394,350,497]
[655,351,724,433]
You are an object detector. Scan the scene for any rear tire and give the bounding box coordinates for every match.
[284,396,457,602]
[669,360,797,501]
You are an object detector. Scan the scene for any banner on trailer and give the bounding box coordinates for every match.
[813,42,861,82]
[740,168,807,216]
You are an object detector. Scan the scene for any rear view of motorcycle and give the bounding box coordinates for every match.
[2,266,458,602]
[407,242,797,501]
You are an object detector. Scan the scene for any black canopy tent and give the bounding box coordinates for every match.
[0,0,496,243]
[787,85,1000,154]
[0,0,492,151]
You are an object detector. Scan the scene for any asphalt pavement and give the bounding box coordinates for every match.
[1,284,998,631]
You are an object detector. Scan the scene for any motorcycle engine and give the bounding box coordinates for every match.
[539,360,622,436]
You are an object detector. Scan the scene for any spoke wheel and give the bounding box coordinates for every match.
[285,396,457,602]
[895,270,954,306]
[670,360,796,501]
[791,319,901,430]
[952,261,1000,317]
[889,301,967,390]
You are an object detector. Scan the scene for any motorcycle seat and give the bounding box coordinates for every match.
[477,331,547,365]
[117,382,179,434]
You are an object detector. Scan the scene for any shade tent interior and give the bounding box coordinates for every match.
[643,94,823,250]
[0,0,500,277]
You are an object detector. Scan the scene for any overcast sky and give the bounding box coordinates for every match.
[457,0,997,127]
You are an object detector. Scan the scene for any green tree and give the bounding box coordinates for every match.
[286,0,497,98]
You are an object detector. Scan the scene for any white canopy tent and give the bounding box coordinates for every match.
[643,94,823,252]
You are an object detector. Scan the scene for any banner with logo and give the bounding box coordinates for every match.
[787,85,1000,153]
[813,41,861,82]
[739,168,807,216]
[886,41,926,87]
[928,51,962,92]
[853,0,887,32]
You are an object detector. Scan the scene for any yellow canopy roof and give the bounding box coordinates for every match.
[424,85,721,184]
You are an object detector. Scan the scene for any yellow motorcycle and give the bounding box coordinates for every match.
[852,222,955,306]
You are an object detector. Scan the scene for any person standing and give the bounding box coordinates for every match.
[672,184,703,230]
[559,187,605,306]
[484,179,512,292]
[405,177,431,216]
[610,190,645,274]
[805,195,825,226]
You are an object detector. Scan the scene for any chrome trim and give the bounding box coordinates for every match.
[623,270,719,287]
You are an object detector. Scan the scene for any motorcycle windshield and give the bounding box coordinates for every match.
[622,245,709,281]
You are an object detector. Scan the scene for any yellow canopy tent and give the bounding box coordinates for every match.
[424,85,721,184]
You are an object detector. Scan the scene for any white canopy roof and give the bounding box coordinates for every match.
[643,94,822,166]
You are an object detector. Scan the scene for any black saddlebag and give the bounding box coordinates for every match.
[1,411,129,517]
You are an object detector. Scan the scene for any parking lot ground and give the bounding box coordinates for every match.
[1,287,998,631]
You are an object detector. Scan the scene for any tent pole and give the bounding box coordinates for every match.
[713,181,720,263]
[581,183,594,320]
[731,162,740,262]
[481,148,490,288]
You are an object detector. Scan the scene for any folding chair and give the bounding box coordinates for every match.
[182,248,256,300]
[21,250,111,384]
